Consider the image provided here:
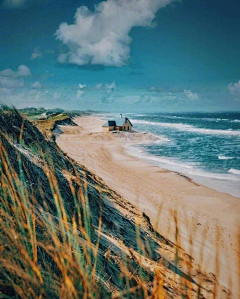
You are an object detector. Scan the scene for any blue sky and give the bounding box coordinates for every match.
[0,0,240,112]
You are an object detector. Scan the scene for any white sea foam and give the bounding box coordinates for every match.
[218,156,234,160]
[228,168,240,175]
[126,144,240,181]
[113,131,169,144]
[163,116,237,122]
[131,120,240,136]
[125,144,194,170]
[124,143,240,197]
[134,114,146,117]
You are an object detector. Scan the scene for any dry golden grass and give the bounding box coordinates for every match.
[34,113,71,139]
[0,138,102,298]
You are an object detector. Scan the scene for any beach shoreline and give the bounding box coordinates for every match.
[57,115,240,298]
[124,141,240,199]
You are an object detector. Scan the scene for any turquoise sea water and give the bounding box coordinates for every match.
[101,112,240,198]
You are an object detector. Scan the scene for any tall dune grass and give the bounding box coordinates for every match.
[0,137,104,298]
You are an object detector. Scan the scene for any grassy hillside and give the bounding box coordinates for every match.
[0,106,233,298]
[18,107,85,139]
[34,113,77,139]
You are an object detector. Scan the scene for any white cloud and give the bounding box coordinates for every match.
[0,87,14,95]
[162,94,177,101]
[147,86,163,93]
[0,65,31,94]
[2,0,47,9]
[105,81,116,92]
[56,0,174,66]
[228,80,240,99]
[0,77,24,88]
[183,89,199,101]
[147,87,199,101]
[78,81,116,92]
[79,84,86,89]
[95,83,103,90]
[31,47,42,60]
[0,65,31,78]
[32,81,42,88]
[0,68,15,77]
[2,0,28,8]
[76,90,84,99]
[18,65,31,77]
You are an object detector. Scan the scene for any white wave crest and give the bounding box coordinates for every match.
[132,120,240,136]
[228,168,240,175]
[218,156,234,160]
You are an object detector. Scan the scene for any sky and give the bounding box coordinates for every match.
[0,0,240,112]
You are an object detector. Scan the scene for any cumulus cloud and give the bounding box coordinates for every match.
[18,65,31,76]
[0,65,31,78]
[147,86,199,101]
[31,47,42,60]
[183,89,199,101]
[78,81,116,92]
[228,80,240,100]
[0,65,31,92]
[0,77,24,88]
[32,81,42,88]
[105,81,116,92]
[79,84,86,89]
[147,86,163,93]
[56,0,174,66]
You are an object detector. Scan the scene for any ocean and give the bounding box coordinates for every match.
[100,112,240,198]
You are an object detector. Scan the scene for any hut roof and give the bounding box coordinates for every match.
[123,117,133,126]
[102,120,117,127]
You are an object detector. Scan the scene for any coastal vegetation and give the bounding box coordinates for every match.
[18,107,85,139]
[0,106,238,298]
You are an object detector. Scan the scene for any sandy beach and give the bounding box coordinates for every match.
[57,116,240,297]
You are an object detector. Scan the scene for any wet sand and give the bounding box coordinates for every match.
[57,116,240,298]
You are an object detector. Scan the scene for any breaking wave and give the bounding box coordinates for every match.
[228,168,240,175]
[131,120,240,136]
[218,156,234,160]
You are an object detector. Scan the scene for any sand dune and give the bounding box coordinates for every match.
[57,116,240,298]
